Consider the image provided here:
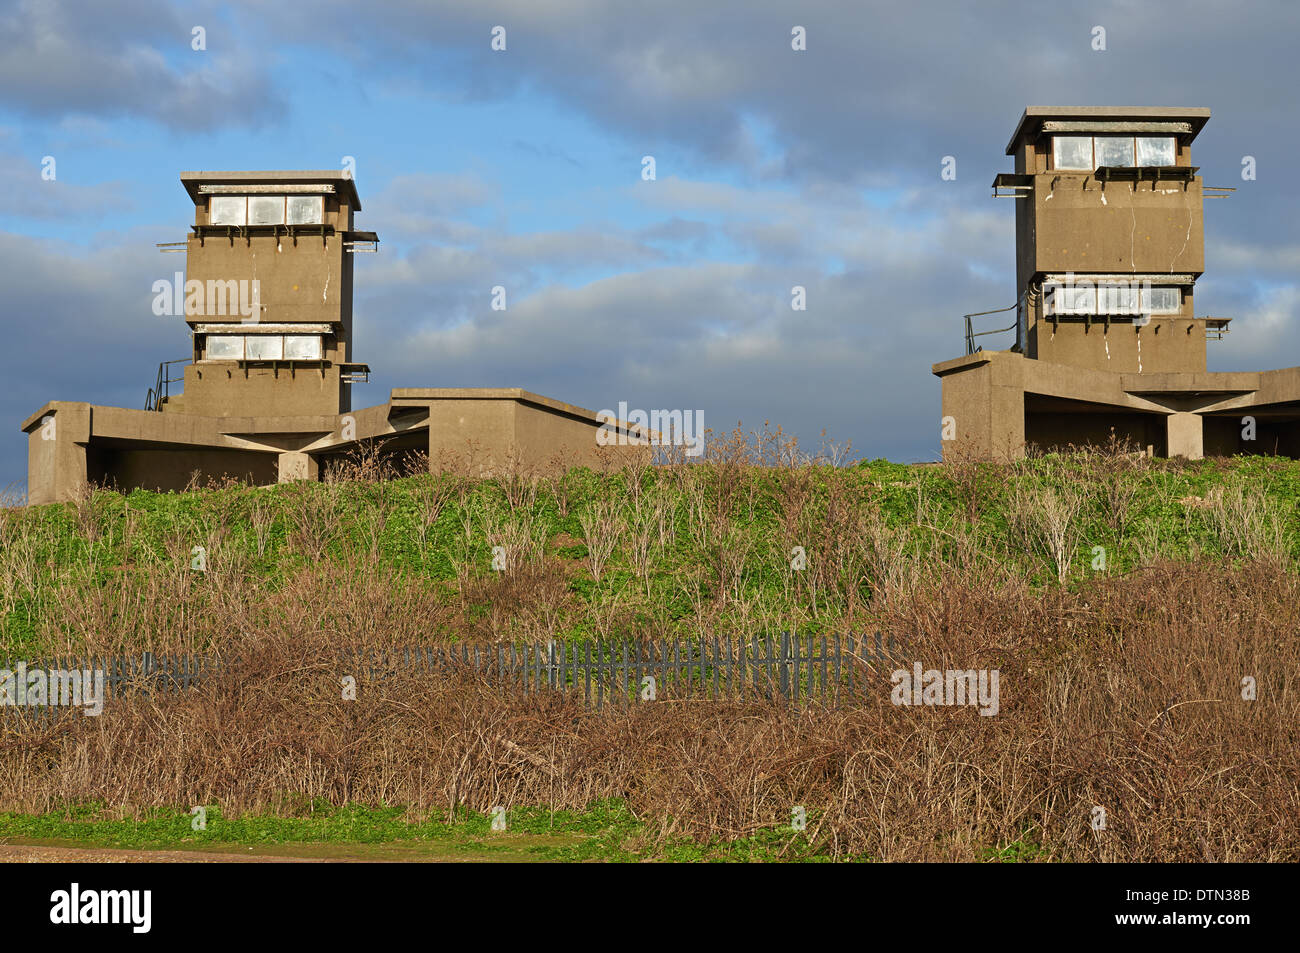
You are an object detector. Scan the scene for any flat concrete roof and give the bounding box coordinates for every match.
[1006,106,1212,155]
[180,170,363,210]
[390,387,602,422]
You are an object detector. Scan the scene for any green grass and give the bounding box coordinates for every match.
[4,453,1300,655]
[0,800,842,862]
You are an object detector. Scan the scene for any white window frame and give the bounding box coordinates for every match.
[286,195,325,226]
[1052,135,1179,171]
[1142,286,1182,314]
[209,196,247,226]
[1052,136,1094,171]
[248,195,287,226]
[284,334,323,360]
[204,333,327,362]
[1047,283,1097,315]
[205,335,244,360]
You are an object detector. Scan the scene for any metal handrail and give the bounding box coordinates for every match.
[963,304,1018,355]
[144,358,191,411]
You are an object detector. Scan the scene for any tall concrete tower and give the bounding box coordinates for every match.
[1001,107,1218,375]
[161,171,378,417]
[23,169,637,504]
[929,107,1300,462]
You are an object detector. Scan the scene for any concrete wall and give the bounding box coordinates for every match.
[1030,316,1206,374]
[177,228,353,417]
[183,232,351,329]
[422,394,636,475]
[177,362,346,417]
[514,399,630,471]
[936,356,1026,462]
[1027,176,1203,279]
[23,402,90,505]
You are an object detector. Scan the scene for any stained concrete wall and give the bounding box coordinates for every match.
[183,232,351,329]
[420,393,637,475]
[1030,317,1206,375]
[1026,176,1203,280]
[177,362,347,417]
[936,356,1026,462]
[23,402,90,505]
[177,225,354,418]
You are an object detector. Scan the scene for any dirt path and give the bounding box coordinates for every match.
[0,834,572,863]
[0,843,328,863]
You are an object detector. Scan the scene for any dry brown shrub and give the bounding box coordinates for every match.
[2,559,1296,861]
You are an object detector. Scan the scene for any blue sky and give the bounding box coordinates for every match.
[2,0,1299,488]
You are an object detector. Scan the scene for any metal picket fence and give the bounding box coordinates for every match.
[1,633,907,717]
[0,652,217,723]
[347,632,906,708]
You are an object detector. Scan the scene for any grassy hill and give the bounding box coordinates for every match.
[2,443,1298,656]
[1,436,1297,861]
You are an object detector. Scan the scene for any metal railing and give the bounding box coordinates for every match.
[144,358,191,411]
[3,635,911,717]
[964,304,1018,355]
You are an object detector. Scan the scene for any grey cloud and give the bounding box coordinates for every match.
[0,0,284,129]
[0,152,132,219]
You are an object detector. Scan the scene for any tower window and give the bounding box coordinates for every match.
[207,195,326,226]
[1050,284,1097,314]
[205,335,244,359]
[284,335,323,360]
[1046,282,1183,316]
[209,196,247,226]
[1136,137,1176,167]
[244,335,284,360]
[287,196,324,225]
[1051,135,1178,170]
[1053,136,1093,170]
[1095,136,1135,167]
[248,196,285,226]
[1098,282,1139,314]
[1143,287,1181,314]
[203,333,324,361]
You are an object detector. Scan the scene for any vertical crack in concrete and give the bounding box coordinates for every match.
[1129,188,1138,274]
[1171,190,1192,273]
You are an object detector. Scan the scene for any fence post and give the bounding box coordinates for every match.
[778,632,790,701]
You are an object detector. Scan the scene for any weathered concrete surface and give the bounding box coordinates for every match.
[21,173,645,504]
[937,107,1300,461]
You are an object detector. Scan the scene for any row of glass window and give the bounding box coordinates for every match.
[1046,284,1182,316]
[204,334,323,361]
[209,195,325,227]
[1051,135,1177,171]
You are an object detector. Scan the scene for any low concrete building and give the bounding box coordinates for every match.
[23,171,636,504]
[935,107,1297,461]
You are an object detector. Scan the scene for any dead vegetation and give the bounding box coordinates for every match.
[2,429,1298,860]
[0,559,1295,861]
